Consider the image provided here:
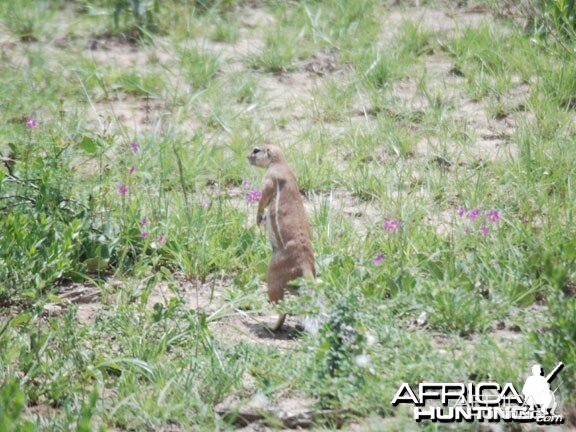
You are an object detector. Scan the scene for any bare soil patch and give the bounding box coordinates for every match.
[148,276,303,350]
[379,5,494,46]
[216,393,353,430]
[147,277,224,314]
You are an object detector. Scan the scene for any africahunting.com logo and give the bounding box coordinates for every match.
[392,362,565,424]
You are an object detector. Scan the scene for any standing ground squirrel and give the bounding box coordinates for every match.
[247,144,316,332]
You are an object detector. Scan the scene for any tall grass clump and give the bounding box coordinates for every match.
[0,0,52,42]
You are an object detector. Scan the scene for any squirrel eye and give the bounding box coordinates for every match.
[252,148,261,154]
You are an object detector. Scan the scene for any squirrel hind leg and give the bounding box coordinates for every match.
[269,313,286,331]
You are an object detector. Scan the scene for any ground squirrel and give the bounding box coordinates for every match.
[247,144,316,332]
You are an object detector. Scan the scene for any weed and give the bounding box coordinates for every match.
[114,70,165,97]
[179,47,219,89]
[247,31,298,74]
[0,0,52,42]
[210,16,239,42]
[310,294,367,408]
[427,287,493,335]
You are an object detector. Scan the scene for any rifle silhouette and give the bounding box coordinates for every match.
[545,362,564,383]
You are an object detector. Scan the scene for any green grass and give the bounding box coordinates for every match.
[247,29,300,74]
[0,0,575,430]
[0,0,55,42]
[178,46,220,90]
[114,70,166,97]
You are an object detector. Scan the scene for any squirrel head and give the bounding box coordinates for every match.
[247,144,286,168]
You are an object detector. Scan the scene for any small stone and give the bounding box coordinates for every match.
[416,311,428,326]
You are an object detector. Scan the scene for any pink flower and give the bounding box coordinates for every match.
[26,118,38,129]
[373,253,385,265]
[480,226,489,235]
[246,189,262,203]
[468,209,481,220]
[201,199,211,208]
[157,234,166,245]
[382,218,402,233]
[486,210,500,222]
[130,140,139,153]
[457,206,466,217]
[118,183,128,197]
[139,232,148,238]
[129,164,135,175]
[242,179,249,189]
[140,216,148,227]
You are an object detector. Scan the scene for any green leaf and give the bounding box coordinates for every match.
[84,257,108,272]
[96,357,155,380]
[80,136,100,154]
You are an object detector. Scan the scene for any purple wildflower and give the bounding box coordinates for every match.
[457,206,466,217]
[373,253,385,265]
[382,218,402,233]
[468,209,481,220]
[201,199,211,208]
[480,226,489,235]
[26,118,38,129]
[130,140,139,153]
[139,232,148,238]
[242,179,249,189]
[486,210,500,223]
[118,183,128,197]
[157,234,166,245]
[140,216,148,227]
[246,189,262,203]
[129,164,135,175]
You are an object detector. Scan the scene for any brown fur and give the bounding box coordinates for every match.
[247,144,316,331]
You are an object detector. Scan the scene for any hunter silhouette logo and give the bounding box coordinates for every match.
[522,363,563,416]
[392,362,565,424]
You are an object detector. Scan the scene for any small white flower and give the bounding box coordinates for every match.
[355,354,371,368]
[365,333,377,347]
